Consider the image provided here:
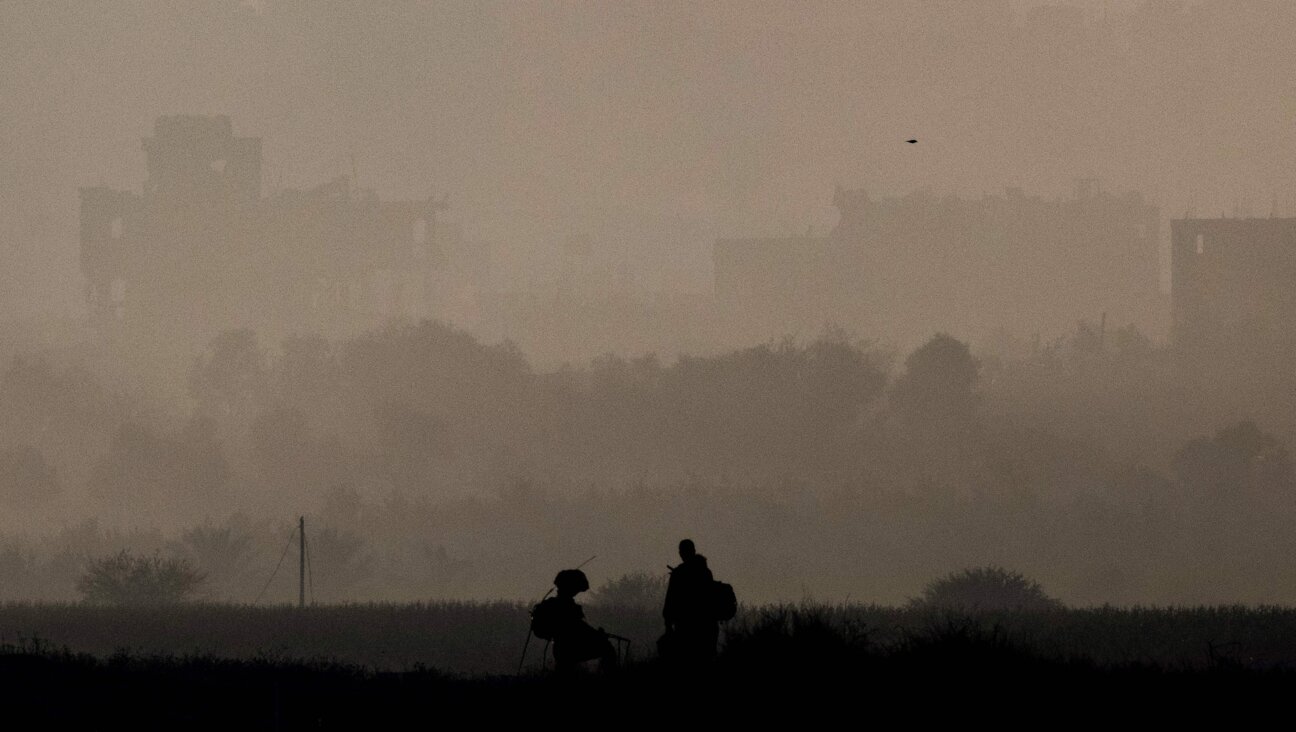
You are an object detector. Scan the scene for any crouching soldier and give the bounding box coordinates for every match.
[530,569,618,674]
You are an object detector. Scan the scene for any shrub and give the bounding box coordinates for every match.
[77,550,206,605]
[719,606,870,675]
[910,566,1062,612]
[587,571,667,610]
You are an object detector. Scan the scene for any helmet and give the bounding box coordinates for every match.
[553,568,590,594]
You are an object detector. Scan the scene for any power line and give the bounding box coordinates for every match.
[253,525,297,605]
[304,524,315,605]
[298,516,305,609]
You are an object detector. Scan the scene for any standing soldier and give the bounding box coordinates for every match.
[661,539,720,664]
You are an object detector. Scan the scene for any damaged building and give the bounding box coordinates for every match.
[80,115,473,349]
[714,181,1163,346]
[1171,217,1296,360]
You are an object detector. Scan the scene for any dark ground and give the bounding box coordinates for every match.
[2,607,1294,727]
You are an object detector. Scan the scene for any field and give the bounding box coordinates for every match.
[5,601,1296,673]
[4,601,1296,725]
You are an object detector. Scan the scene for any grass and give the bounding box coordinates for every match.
[3,610,1295,726]
[6,600,1296,725]
[7,601,1296,673]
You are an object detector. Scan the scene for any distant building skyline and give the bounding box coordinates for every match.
[716,181,1163,347]
[79,116,465,350]
[1171,216,1296,361]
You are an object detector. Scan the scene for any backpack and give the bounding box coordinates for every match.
[530,598,563,641]
[711,580,737,622]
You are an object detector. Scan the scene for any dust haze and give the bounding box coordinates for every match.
[3,1,1296,608]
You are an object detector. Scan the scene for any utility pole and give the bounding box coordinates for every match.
[298,516,305,609]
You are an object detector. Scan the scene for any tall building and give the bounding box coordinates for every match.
[1171,217,1296,359]
[79,116,456,349]
[714,182,1162,346]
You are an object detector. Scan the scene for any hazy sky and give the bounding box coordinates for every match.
[5,0,1296,318]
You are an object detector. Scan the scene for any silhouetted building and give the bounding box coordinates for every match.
[1171,217,1296,359]
[714,181,1162,344]
[80,116,462,347]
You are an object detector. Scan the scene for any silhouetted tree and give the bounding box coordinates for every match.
[174,519,256,598]
[890,334,980,425]
[77,550,205,605]
[89,418,230,522]
[658,332,887,475]
[0,543,41,600]
[1174,420,1293,498]
[1110,324,1153,362]
[588,571,668,610]
[249,406,322,496]
[308,527,372,599]
[0,358,122,487]
[189,329,266,417]
[320,484,364,528]
[341,320,530,410]
[0,357,117,437]
[910,567,1062,611]
[276,334,337,407]
[1168,421,1295,596]
[374,401,452,493]
[802,327,889,436]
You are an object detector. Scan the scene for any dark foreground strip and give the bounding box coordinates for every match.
[1,644,1292,729]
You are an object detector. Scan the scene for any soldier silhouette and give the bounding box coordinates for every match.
[530,568,617,674]
[661,539,719,665]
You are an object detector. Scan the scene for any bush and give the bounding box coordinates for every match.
[720,606,869,673]
[587,571,667,610]
[77,550,206,606]
[910,567,1062,612]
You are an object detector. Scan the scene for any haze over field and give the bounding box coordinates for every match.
[8,0,1296,317]
[3,1,1296,609]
